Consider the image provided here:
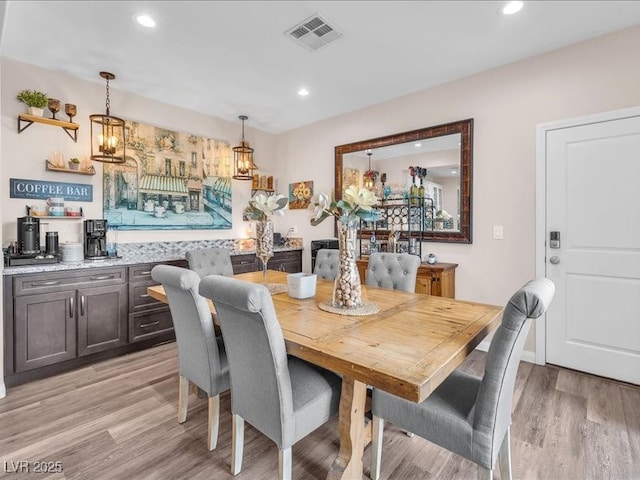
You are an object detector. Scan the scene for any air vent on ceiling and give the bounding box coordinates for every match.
[285,13,343,52]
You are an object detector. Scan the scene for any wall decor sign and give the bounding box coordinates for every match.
[9,178,93,201]
[103,120,233,230]
[288,180,314,210]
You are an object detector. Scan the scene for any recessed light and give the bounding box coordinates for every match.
[297,88,309,96]
[451,169,457,175]
[135,14,156,28]
[414,143,422,147]
[501,1,523,15]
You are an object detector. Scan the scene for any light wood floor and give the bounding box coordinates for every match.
[1,342,639,480]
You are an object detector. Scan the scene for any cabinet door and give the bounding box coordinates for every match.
[77,284,128,357]
[14,290,77,372]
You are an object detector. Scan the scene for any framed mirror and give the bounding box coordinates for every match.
[335,118,473,244]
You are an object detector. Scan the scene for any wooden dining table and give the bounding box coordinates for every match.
[148,270,503,480]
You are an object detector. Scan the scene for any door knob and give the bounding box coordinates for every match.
[550,256,560,264]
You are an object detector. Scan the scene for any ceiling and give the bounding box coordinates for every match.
[2,1,640,134]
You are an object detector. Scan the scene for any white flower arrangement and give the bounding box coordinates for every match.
[309,185,380,226]
[435,209,452,221]
[245,192,288,222]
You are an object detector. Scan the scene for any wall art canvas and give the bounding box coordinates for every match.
[288,180,313,210]
[343,168,360,191]
[103,121,233,230]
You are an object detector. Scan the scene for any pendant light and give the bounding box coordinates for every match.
[232,115,257,180]
[364,150,377,190]
[90,71,126,164]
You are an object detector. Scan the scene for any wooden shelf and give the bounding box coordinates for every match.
[18,114,79,142]
[26,205,84,219]
[45,160,95,176]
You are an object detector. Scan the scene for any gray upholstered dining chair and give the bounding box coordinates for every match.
[199,275,342,480]
[313,248,340,280]
[370,278,555,480]
[186,247,234,278]
[150,264,230,451]
[365,252,421,293]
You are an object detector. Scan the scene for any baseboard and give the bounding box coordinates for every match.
[475,340,536,364]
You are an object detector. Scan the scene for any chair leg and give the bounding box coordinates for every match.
[231,414,245,475]
[370,415,384,480]
[497,428,512,480]
[177,375,189,424]
[279,447,292,480]
[207,395,220,451]
[477,466,493,480]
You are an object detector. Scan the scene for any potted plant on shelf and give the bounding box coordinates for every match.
[68,157,81,170]
[16,89,49,117]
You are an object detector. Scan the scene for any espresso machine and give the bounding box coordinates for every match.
[3,217,60,266]
[84,219,109,259]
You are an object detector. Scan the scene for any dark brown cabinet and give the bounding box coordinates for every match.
[3,249,303,386]
[229,250,303,274]
[77,283,128,356]
[128,260,186,343]
[9,267,128,374]
[266,250,302,273]
[14,290,76,372]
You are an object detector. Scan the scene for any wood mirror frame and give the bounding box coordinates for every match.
[334,118,473,243]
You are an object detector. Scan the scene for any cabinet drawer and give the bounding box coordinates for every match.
[14,267,126,297]
[129,308,174,343]
[129,281,165,311]
[128,260,187,282]
[232,254,257,274]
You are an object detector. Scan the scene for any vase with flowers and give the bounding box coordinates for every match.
[244,192,288,286]
[309,186,380,312]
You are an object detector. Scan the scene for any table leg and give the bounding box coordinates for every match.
[327,376,367,480]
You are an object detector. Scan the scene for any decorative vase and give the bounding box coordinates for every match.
[332,215,363,308]
[255,219,274,286]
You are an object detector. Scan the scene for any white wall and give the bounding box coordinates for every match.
[1,58,278,245]
[273,25,640,351]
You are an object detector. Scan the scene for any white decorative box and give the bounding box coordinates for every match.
[287,273,317,299]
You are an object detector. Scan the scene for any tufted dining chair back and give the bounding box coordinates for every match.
[365,252,421,293]
[186,247,234,278]
[313,248,340,280]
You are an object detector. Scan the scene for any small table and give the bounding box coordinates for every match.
[148,270,503,480]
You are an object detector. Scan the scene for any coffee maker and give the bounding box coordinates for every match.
[18,216,40,254]
[84,219,109,259]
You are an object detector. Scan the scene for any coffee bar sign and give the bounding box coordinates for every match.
[10,178,93,202]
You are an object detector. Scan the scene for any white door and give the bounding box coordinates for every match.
[545,113,640,384]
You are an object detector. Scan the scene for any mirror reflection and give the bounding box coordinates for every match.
[335,118,473,246]
[342,133,461,231]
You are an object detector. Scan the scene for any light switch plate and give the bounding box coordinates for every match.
[493,225,504,240]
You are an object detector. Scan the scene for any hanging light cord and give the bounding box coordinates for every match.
[105,76,111,116]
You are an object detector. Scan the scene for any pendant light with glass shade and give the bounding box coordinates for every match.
[90,71,126,164]
[232,115,258,180]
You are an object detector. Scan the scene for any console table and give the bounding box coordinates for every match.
[356,256,457,297]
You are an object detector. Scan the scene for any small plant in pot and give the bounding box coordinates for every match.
[16,89,49,117]
[68,157,81,170]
